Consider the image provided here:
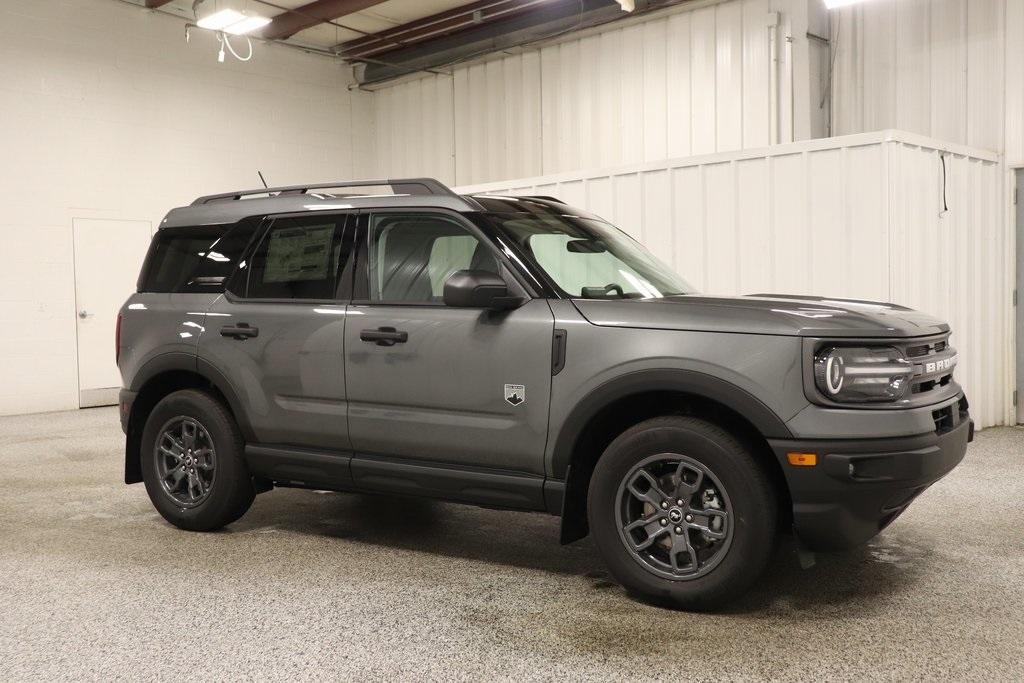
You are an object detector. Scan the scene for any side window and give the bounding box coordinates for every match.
[183,219,259,292]
[245,216,348,300]
[368,214,499,303]
[140,225,229,293]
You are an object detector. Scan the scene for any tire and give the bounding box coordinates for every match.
[141,389,255,531]
[587,416,777,610]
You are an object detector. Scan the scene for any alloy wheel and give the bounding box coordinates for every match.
[154,416,217,508]
[615,452,733,580]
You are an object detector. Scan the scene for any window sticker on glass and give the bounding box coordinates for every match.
[264,225,334,283]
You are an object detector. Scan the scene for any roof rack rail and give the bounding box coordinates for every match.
[190,177,459,206]
[519,195,566,204]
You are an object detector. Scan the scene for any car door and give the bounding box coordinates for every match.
[344,210,555,477]
[199,212,355,450]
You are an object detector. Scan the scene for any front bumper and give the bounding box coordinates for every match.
[769,398,973,551]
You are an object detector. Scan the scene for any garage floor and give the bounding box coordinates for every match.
[1,407,1021,680]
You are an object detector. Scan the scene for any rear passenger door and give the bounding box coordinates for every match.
[199,213,355,450]
[344,210,555,477]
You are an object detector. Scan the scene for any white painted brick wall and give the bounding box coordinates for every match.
[0,0,368,416]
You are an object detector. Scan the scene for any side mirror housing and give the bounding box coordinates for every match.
[443,270,523,310]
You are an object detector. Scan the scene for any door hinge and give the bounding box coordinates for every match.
[1014,289,1018,307]
[551,329,567,376]
[1014,390,1018,407]
[1014,187,1019,205]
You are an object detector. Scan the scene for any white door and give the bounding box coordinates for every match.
[1017,170,1024,424]
[73,218,152,407]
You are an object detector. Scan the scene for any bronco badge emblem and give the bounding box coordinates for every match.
[504,384,525,406]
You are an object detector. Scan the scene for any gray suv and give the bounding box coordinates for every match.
[118,178,972,609]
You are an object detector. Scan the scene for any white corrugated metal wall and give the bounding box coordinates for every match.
[361,0,814,186]
[354,0,1017,428]
[828,0,1021,428]
[457,131,1012,428]
[831,0,1024,164]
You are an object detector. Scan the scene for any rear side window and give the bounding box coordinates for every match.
[139,221,257,293]
[244,216,348,300]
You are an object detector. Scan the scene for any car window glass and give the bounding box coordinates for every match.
[140,225,228,293]
[183,219,259,292]
[368,214,498,303]
[246,217,346,300]
[489,213,693,299]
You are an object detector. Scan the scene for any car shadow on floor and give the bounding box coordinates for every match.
[235,487,929,616]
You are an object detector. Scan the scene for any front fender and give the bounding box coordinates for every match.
[548,368,794,480]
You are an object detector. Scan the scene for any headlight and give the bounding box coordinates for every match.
[813,346,914,403]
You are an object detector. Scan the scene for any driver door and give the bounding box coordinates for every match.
[343,210,555,477]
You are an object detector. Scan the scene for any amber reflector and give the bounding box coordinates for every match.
[787,452,818,467]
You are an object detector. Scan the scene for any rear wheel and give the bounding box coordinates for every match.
[588,416,777,610]
[141,389,255,531]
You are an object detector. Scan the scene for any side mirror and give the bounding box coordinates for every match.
[443,270,523,311]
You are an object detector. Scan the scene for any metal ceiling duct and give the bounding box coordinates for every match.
[352,0,672,86]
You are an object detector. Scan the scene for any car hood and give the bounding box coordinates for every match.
[572,293,949,338]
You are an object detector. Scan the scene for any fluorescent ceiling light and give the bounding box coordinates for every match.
[197,8,245,30]
[224,15,271,35]
[824,0,873,8]
[196,8,271,35]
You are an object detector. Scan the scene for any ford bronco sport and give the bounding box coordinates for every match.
[118,178,972,609]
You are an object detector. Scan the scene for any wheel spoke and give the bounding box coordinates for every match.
[686,507,728,540]
[673,461,704,499]
[159,444,183,462]
[181,419,198,450]
[187,472,203,500]
[159,432,184,456]
[623,516,671,551]
[626,469,670,508]
[194,448,214,470]
[668,529,699,574]
[163,465,186,489]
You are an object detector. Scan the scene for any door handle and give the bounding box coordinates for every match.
[220,323,259,340]
[78,309,94,319]
[360,326,408,346]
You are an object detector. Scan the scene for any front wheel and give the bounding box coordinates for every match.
[141,389,255,531]
[587,416,778,610]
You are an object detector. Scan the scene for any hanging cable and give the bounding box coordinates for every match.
[218,32,254,62]
[939,154,949,217]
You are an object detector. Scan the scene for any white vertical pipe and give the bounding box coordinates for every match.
[768,11,780,145]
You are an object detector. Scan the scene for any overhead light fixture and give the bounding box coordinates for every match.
[197,8,244,30]
[823,0,874,8]
[224,15,271,35]
[196,8,270,35]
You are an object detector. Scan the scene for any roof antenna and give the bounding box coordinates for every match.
[257,170,269,189]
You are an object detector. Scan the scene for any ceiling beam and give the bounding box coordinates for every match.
[258,0,390,41]
[339,0,552,59]
[144,0,176,7]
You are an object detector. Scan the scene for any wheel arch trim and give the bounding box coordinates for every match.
[124,353,254,484]
[550,368,794,480]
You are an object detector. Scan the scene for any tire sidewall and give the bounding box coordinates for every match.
[141,390,252,531]
[588,418,776,609]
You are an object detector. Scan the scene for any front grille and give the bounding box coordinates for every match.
[895,333,957,402]
[906,338,948,359]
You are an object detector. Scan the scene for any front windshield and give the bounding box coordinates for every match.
[486,211,695,299]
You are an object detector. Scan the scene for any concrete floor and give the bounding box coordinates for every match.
[0,407,1021,680]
